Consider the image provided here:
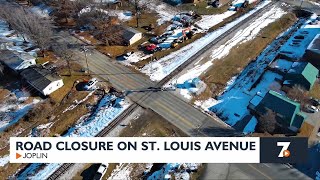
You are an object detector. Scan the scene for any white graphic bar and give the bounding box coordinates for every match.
[10,137,260,163]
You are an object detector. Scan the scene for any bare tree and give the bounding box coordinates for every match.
[93,17,124,46]
[52,42,73,76]
[287,85,309,105]
[55,0,93,23]
[55,0,76,23]
[257,108,277,134]
[76,8,109,29]
[0,5,54,54]
[133,0,149,27]
[0,63,4,76]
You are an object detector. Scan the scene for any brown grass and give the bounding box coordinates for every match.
[36,51,57,64]
[120,109,187,137]
[132,4,264,68]
[179,1,230,15]
[0,62,102,177]
[199,13,297,99]
[97,45,136,58]
[0,89,10,102]
[77,32,100,45]
[124,13,159,33]
[310,83,320,99]
[298,122,315,137]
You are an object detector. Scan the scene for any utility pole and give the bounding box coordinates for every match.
[135,0,140,28]
[300,0,304,8]
[82,45,90,76]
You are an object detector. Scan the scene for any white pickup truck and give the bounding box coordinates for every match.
[93,163,108,180]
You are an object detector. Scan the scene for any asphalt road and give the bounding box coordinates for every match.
[56,32,230,137]
[52,1,316,179]
[280,0,320,14]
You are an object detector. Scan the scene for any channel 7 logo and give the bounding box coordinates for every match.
[260,138,307,163]
[277,142,290,158]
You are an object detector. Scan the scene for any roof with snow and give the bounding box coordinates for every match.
[285,62,318,90]
[0,50,36,71]
[255,90,306,128]
[20,66,62,92]
[307,33,320,51]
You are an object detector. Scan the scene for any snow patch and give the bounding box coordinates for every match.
[18,95,130,179]
[108,163,132,180]
[0,155,10,167]
[141,0,272,81]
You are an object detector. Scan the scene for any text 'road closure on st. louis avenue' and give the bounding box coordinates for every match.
[10,137,308,164]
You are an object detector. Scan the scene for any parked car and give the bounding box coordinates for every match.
[306,105,318,113]
[93,163,108,180]
[171,41,178,48]
[150,35,167,44]
[310,98,320,106]
[84,78,98,90]
[145,44,162,53]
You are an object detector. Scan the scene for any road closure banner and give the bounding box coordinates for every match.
[10,137,307,163]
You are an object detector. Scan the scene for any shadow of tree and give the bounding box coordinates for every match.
[80,163,100,180]
[190,126,244,137]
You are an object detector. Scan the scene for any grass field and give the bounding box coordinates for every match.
[74,109,187,180]
[179,1,230,15]
[310,83,320,99]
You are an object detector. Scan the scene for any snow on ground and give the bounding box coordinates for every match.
[196,17,309,128]
[79,6,132,21]
[147,163,199,180]
[141,0,271,81]
[309,1,320,7]
[166,5,284,99]
[0,19,37,56]
[0,89,40,132]
[211,71,282,126]
[30,3,53,18]
[280,14,320,60]
[17,95,130,179]
[141,0,180,25]
[0,155,10,167]
[196,0,261,30]
[119,52,153,66]
[63,91,95,113]
[165,62,211,100]
[196,11,236,30]
[108,163,132,180]
[243,116,258,134]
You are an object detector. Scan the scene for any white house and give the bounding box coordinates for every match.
[123,27,142,46]
[20,66,64,96]
[0,50,36,71]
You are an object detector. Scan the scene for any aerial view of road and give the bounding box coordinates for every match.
[0,0,319,179]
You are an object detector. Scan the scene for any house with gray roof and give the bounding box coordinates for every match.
[283,62,318,91]
[303,33,320,69]
[0,50,36,72]
[123,27,142,46]
[20,66,64,96]
[249,90,307,131]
